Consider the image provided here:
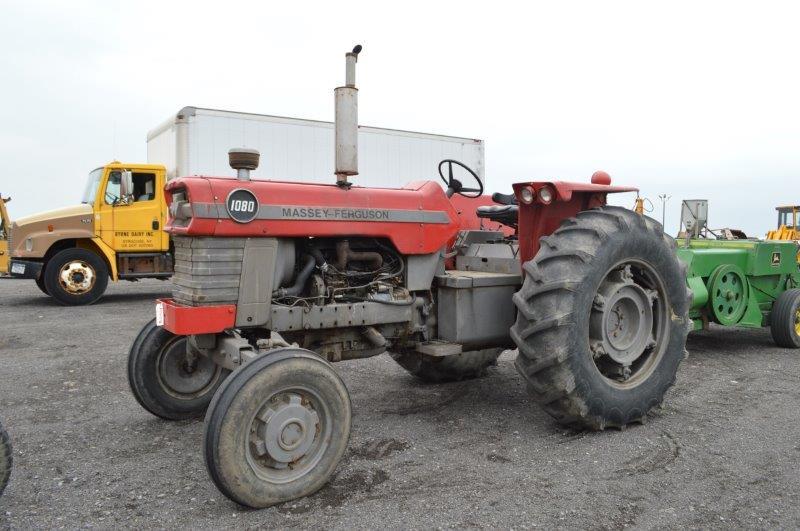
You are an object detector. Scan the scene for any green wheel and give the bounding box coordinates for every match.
[707,264,748,326]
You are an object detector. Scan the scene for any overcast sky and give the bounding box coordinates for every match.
[1,1,798,235]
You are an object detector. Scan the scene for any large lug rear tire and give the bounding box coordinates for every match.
[511,206,691,430]
[0,419,11,497]
[390,348,502,383]
[128,319,229,420]
[770,289,800,348]
[203,348,351,508]
[43,248,108,305]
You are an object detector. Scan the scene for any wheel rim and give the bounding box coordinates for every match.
[58,260,96,294]
[707,265,748,325]
[795,308,800,336]
[589,261,668,388]
[156,337,222,399]
[245,387,328,484]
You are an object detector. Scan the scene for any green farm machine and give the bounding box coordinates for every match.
[675,200,800,347]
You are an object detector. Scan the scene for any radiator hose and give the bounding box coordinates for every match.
[273,254,316,298]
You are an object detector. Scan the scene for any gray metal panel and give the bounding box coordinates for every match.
[171,236,245,306]
[236,238,278,327]
[406,250,444,291]
[455,241,521,275]
[191,202,451,224]
[269,301,413,332]
[437,282,517,348]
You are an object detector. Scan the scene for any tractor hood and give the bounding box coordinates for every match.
[10,204,95,258]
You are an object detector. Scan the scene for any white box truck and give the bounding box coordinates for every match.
[147,107,485,186]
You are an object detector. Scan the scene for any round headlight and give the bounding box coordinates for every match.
[538,186,554,204]
[519,187,535,204]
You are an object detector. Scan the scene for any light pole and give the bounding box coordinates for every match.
[658,194,671,229]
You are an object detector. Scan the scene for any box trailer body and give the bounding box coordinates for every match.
[146,107,485,186]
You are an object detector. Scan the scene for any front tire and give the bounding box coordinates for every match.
[0,419,11,497]
[511,206,691,430]
[35,272,49,295]
[770,289,800,348]
[128,319,229,420]
[203,349,351,508]
[44,248,108,305]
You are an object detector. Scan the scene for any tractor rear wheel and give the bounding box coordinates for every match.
[128,319,229,420]
[203,348,351,508]
[0,419,11,497]
[770,289,800,348]
[511,206,690,430]
[390,348,502,383]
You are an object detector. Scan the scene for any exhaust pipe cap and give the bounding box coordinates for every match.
[228,148,260,171]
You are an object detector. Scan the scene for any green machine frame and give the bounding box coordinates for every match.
[678,239,800,333]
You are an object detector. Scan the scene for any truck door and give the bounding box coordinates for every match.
[97,169,166,252]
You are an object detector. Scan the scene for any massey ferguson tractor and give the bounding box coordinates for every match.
[128,46,691,508]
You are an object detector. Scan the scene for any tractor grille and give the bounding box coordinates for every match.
[172,236,246,306]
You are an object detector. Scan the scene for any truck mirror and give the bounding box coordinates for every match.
[119,170,134,204]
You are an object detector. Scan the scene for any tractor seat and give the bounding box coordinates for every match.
[476,204,518,228]
[491,192,518,206]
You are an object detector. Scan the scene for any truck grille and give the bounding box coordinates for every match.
[172,236,245,306]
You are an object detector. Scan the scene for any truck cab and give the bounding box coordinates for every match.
[8,162,172,304]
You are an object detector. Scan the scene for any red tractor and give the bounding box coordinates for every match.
[128,47,690,508]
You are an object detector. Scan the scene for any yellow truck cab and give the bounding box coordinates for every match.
[8,163,171,304]
[0,195,11,274]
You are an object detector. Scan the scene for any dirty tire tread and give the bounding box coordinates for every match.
[511,206,691,430]
[128,319,228,420]
[390,348,502,383]
[0,419,11,497]
[203,349,351,508]
[770,289,800,348]
[43,248,109,305]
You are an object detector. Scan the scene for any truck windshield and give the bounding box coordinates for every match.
[81,168,103,204]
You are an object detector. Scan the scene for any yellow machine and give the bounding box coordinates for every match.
[0,195,10,275]
[767,205,800,241]
[7,163,171,304]
[766,205,800,263]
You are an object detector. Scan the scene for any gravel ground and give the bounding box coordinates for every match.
[0,277,799,529]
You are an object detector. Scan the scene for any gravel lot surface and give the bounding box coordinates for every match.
[0,277,799,529]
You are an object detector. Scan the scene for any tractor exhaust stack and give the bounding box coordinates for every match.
[334,44,362,187]
[228,148,260,181]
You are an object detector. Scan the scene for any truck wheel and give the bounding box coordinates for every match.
[35,274,49,295]
[44,248,108,305]
[770,289,800,348]
[390,347,502,383]
[204,348,351,508]
[128,319,229,420]
[511,206,691,430]
[0,419,11,497]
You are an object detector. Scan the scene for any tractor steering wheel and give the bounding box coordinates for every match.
[438,159,484,198]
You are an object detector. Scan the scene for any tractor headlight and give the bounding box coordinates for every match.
[538,186,554,204]
[519,187,535,204]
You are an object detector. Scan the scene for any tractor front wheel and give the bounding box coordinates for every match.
[770,289,800,348]
[203,348,351,508]
[511,206,691,430]
[128,319,229,420]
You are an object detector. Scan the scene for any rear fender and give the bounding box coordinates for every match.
[513,180,638,263]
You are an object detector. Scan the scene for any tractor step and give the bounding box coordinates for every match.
[414,341,463,357]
